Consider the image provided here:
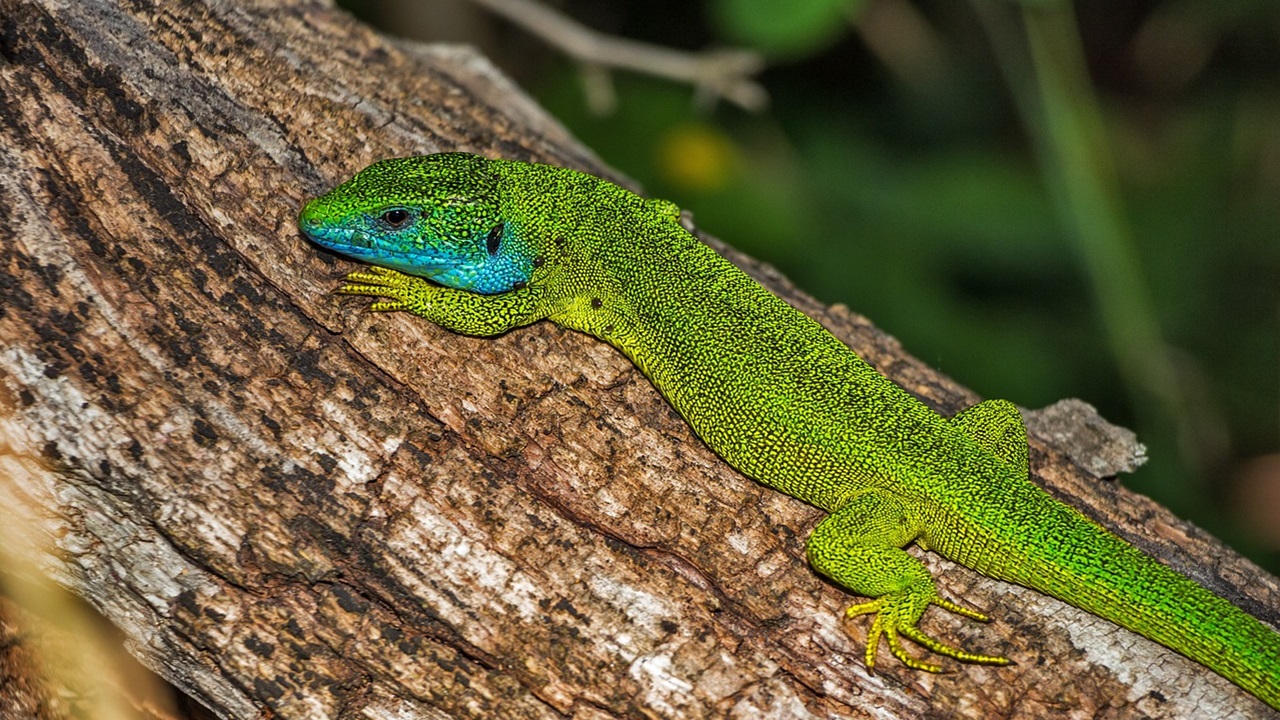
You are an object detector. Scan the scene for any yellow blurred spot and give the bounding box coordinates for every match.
[657,124,738,192]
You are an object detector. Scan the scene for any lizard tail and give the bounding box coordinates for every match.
[990,501,1280,711]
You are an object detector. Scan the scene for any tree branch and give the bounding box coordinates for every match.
[469,0,767,112]
[0,0,1276,718]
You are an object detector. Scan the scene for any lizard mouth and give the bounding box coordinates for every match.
[301,223,386,258]
[301,223,455,278]
[298,216,363,250]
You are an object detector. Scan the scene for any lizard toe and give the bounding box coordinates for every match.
[845,591,1009,672]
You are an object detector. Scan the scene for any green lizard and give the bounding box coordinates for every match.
[299,152,1280,710]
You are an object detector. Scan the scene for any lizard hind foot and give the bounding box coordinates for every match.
[845,594,1013,673]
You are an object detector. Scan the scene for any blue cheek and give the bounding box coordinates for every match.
[440,232,535,294]
[459,256,534,294]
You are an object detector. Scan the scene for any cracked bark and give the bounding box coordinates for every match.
[1,1,1277,719]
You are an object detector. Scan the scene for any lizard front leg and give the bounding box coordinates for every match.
[339,266,546,337]
[807,489,1012,672]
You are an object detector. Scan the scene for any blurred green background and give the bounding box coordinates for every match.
[339,0,1280,572]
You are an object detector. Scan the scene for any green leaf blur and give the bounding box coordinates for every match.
[710,0,861,57]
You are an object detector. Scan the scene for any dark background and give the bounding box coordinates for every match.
[338,0,1280,572]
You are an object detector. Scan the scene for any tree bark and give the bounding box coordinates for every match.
[1,1,1276,718]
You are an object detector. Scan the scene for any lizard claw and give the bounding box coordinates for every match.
[845,594,1012,673]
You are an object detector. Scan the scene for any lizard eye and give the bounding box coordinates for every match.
[379,209,411,229]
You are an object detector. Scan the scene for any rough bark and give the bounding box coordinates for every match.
[0,1,1277,719]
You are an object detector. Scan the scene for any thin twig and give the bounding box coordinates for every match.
[468,0,768,112]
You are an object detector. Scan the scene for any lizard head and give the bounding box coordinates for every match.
[299,153,534,294]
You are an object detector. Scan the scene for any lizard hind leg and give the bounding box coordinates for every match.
[807,489,1012,673]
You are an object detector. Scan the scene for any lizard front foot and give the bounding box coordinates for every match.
[337,266,435,313]
[334,265,544,336]
[846,593,1012,673]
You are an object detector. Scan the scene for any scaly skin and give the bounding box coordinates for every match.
[300,152,1280,709]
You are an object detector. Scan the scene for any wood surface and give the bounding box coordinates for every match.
[1,1,1277,718]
